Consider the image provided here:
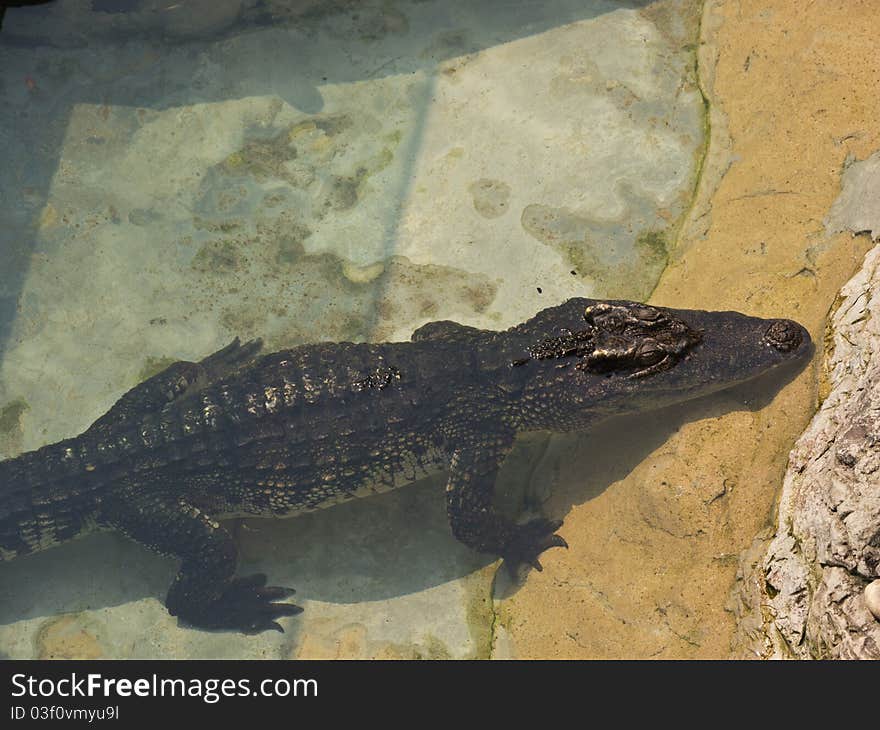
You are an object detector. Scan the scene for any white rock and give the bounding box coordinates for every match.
[866,580,880,622]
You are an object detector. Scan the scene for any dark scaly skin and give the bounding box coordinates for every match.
[0,299,812,633]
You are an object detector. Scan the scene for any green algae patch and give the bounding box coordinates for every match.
[635,229,669,269]
[220,131,298,183]
[201,222,498,346]
[818,291,847,406]
[312,114,353,137]
[138,356,177,383]
[192,217,242,234]
[192,239,241,274]
[323,172,365,212]
[462,564,498,659]
[521,204,671,300]
[413,634,452,660]
[274,221,313,265]
[469,178,511,219]
[560,240,592,278]
[0,399,29,435]
[372,146,396,175]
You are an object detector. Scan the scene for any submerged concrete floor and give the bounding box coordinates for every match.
[0,0,705,659]
[1,0,875,660]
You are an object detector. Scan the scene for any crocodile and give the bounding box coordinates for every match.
[0,298,811,633]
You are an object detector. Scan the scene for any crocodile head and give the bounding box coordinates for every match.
[527,301,705,378]
[509,298,812,429]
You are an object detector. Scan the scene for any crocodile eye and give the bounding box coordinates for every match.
[634,306,662,321]
[636,343,665,365]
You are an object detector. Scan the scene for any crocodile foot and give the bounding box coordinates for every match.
[176,573,303,634]
[199,337,263,379]
[502,518,568,579]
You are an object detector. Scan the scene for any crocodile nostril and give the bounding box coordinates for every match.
[763,320,803,352]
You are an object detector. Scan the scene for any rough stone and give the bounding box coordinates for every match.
[757,244,880,659]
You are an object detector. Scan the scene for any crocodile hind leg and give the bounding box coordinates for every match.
[100,486,301,633]
[86,338,262,434]
[444,430,568,577]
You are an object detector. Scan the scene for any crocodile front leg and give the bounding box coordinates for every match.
[100,487,301,633]
[86,338,262,434]
[445,431,568,576]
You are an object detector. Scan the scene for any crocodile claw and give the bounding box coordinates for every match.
[200,337,264,378]
[502,518,568,579]
[178,573,303,634]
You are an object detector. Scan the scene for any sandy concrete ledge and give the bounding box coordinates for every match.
[501,0,879,658]
[737,151,880,659]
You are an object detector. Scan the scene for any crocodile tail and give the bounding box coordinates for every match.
[0,450,37,560]
[0,439,101,561]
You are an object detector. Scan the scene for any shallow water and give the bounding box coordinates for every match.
[0,0,805,660]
